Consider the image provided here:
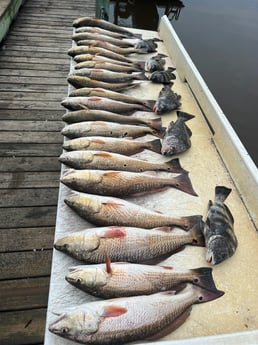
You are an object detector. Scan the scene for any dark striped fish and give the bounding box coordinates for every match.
[203,186,237,265]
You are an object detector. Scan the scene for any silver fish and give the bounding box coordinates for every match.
[76,40,148,55]
[61,121,164,139]
[62,137,162,156]
[153,83,182,114]
[203,186,237,265]
[62,109,161,130]
[72,32,135,48]
[54,225,205,263]
[73,17,142,39]
[59,151,184,173]
[75,26,130,39]
[63,193,203,230]
[71,69,147,83]
[161,111,195,156]
[66,261,218,298]
[74,60,142,73]
[150,67,176,83]
[60,169,198,197]
[49,285,223,345]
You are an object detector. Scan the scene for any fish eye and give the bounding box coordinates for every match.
[198,296,203,301]
[76,278,82,284]
[193,278,199,283]
[61,327,69,334]
[183,224,189,230]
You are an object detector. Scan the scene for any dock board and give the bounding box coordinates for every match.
[44,16,258,345]
[0,1,96,345]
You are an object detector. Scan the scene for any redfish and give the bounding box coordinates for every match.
[49,285,223,345]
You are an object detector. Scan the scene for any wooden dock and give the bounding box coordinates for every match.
[0,1,95,344]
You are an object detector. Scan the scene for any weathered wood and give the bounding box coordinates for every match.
[0,206,58,228]
[0,277,50,311]
[0,156,61,172]
[0,172,60,188]
[0,227,55,252]
[0,91,65,101]
[0,308,46,345]
[0,75,67,85]
[0,250,53,279]
[0,62,68,71]
[1,120,63,130]
[0,143,62,156]
[0,55,69,64]
[0,68,68,77]
[0,132,63,144]
[0,109,64,120]
[0,187,59,207]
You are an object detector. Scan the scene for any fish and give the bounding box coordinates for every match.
[63,193,203,230]
[203,186,237,265]
[66,261,218,298]
[134,38,161,52]
[72,32,135,48]
[61,122,164,139]
[74,54,145,70]
[49,285,224,345]
[76,40,148,55]
[60,169,198,197]
[146,53,167,72]
[75,26,130,39]
[68,46,135,63]
[67,75,142,91]
[54,225,205,263]
[69,88,156,110]
[62,137,162,156]
[59,151,185,173]
[153,83,182,114]
[62,109,161,130]
[161,111,195,156]
[61,96,152,113]
[74,60,142,73]
[72,17,142,39]
[150,67,176,83]
[71,69,148,83]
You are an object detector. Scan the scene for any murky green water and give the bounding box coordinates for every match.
[109,0,258,167]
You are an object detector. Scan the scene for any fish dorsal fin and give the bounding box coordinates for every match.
[102,227,126,238]
[94,152,112,158]
[105,255,112,274]
[224,203,234,224]
[91,138,106,144]
[145,307,192,341]
[101,305,128,318]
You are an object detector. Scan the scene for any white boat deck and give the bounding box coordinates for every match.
[44,16,258,345]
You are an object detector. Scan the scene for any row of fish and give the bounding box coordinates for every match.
[48,16,237,345]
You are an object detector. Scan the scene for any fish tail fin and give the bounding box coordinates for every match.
[215,185,232,202]
[132,33,142,39]
[146,117,162,131]
[135,72,148,80]
[180,215,204,232]
[147,138,162,154]
[190,267,219,292]
[165,158,188,174]
[176,110,195,122]
[188,224,205,246]
[142,99,156,110]
[192,285,224,304]
[172,173,198,196]
[133,61,146,71]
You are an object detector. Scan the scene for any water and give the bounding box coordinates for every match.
[109,0,258,167]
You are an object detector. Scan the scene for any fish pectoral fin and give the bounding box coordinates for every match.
[91,138,106,144]
[94,152,113,158]
[78,103,89,110]
[145,307,192,341]
[101,305,127,318]
[101,227,127,238]
[102,201,125,208]
[103,171,121,177]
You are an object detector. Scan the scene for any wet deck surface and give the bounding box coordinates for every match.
[0,1,95,344]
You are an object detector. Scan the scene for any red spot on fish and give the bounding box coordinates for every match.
[103,228,127,238]
[94,152,112,157]
[91,138,106,144]
[101,305,128,318]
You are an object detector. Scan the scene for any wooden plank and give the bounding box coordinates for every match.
[0,277,50,311]
[0,308,46,345]
[0,91,65,101]
[0,62,68,71]
[0,132,63,144]
[0,55,69,64]
[0,172,60,188]
[0,206,58,228]
[0,120,63,131]
[0,188,59,207]
[0,50,70,58]
[0,156,61,172]
[0,250,53,279]
[0,75,67,85]
[0,143,62,156]
[0,109,64,120]
[0,69,67,77]
[0,227,54,252]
